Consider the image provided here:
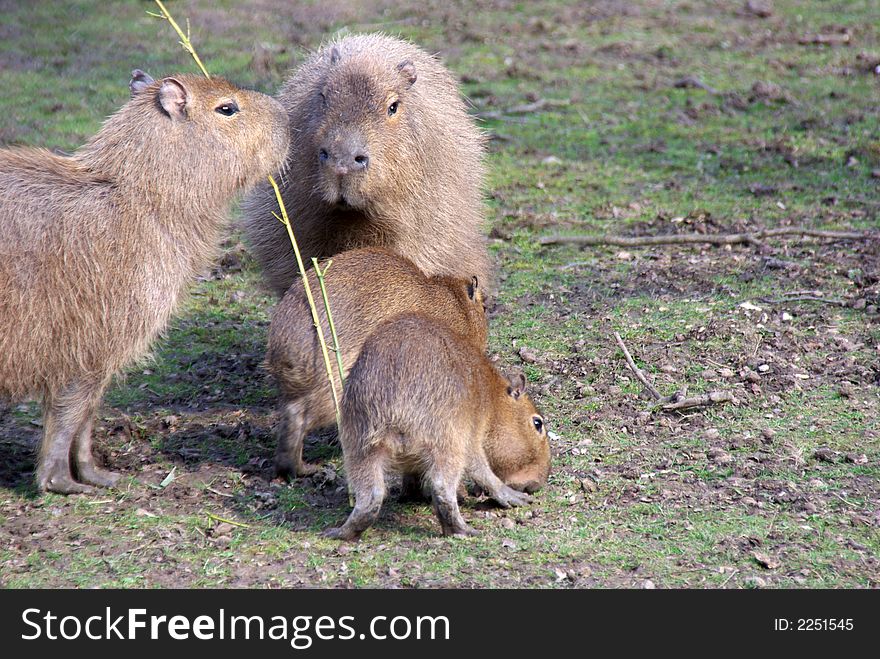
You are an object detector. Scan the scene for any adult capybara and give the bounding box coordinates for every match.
[240,33,491,297]
[266,247,488,478]
[0,70,289,493]
[324,313,551,541]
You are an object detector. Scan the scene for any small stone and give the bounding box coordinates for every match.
[705,428,721,440]
[846,155,859,168]
[701,369,716,380]
[852,298,867,310]
[813,447,837,463]
[741,496,758,506]
[502,539,517,550]
[580,478,598,493]
[871,169,880,179]
[781,312,793,322]
[837,383,854,398]
[518,347,539,363]
[745,576,767,588]
[708,447,733,465]
[719,368,735,378]
[753,551,780,569]
[616,250,633,261]
[867,305,878,315]
[642,579,656,589]
[845,453,868,464]
[501,517,516,530]
[542,155,561,165]
[757,364,770,373]
[761,427,776,443]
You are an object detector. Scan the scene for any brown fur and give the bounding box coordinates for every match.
[0,72,289,493]
[266,247,488,478]
[324,313,551,541]
[241,33,491,297]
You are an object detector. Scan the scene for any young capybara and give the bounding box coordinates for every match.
[266,247,488,479]
[324,313,551,541]
[0,70,289,494]
[241,33,492,297]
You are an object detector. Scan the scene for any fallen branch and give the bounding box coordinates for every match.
[613,332,662,400]
[673,75,721,95]
[613,332,737,413]
[478,98,570,120]
[759,295,846,307]
[656,390,737,412]
[540,227,872,247]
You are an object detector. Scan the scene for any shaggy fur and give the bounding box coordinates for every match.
[0,73,289,493]
[241,33,491,297]
[266,247,488,478]
[324,314,552,541]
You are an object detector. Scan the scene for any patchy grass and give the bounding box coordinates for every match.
[1,0,878,589]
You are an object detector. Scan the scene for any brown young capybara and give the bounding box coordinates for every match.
[0,70,289,494]
[240,33,491,297]
[266,247,488,479]
[324,313,551,541]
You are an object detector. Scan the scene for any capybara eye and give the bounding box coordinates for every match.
[215,102,239,116]
[532,416,544,433]
[387,101,399,117]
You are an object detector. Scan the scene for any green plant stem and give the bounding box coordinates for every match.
[268,177,342,428]
[312,258,346,389]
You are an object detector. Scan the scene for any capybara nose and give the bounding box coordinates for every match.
[352,153,369,170]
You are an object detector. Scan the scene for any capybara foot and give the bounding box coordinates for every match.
[443,523,478,538]
[77,465,122,488]
[322,526,362,542]
[39,469,96,495]
[492,485,533,508]
[275,459,320,480]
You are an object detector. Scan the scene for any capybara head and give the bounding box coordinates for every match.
[308,46,423,209]
[120,70,290,195]
[485,372,551,493]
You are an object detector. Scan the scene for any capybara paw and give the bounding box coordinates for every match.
[40,473,96,495]
[322,526,361,542]
[445,524,478,538]
[77,465,122,488]
[494,486,533,508]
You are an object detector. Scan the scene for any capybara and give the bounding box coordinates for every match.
[266,247,488,478]
[0,70,289,493]
[240,33,491,297]
[324,313,551,540]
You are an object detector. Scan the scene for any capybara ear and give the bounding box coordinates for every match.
[396,60,417,87]
[505,371,527,400]
[129,69,155,97]
[467,275,479,301]
[158,78,189,121]
[329,46,341,65]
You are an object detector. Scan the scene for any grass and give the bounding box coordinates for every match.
[0,0,878,589]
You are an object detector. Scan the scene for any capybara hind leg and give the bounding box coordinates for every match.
[37,382,102,494]
[324,449,387,541]
[275,400,319,478]
[73,415,121,488]
[469,450,532,509]
[429,471,476,537]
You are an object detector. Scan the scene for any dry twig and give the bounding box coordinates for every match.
[540,227,872,247]
[613,332,662,400]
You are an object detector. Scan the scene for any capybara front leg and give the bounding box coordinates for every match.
[430,472,477,537]
[469,449,533,509]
